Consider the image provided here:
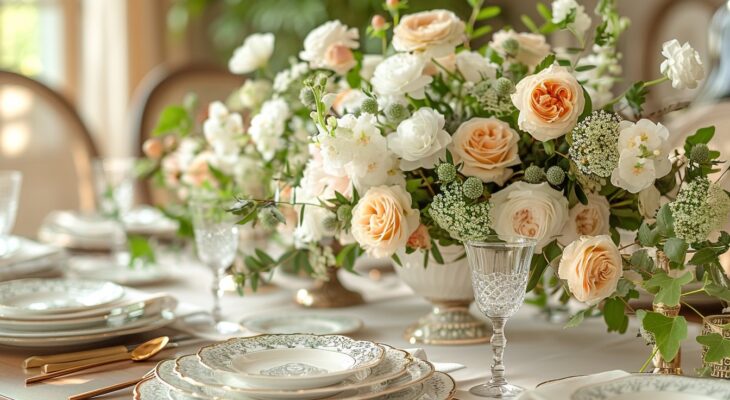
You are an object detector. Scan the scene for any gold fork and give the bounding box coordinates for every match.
[67,369,154,400]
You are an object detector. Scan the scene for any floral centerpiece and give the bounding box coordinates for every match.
[227,0,730,362]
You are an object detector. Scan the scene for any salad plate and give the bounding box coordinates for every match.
[174,345,411,399]
[572,375,730,400]
[240,314,362,335]
[197,334,384,390]
[0,279,124,317]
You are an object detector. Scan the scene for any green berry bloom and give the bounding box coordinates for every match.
[690,144,709,163]
[462,177,484,199]
[429,182,492,241]
[385,103,408,122]
[494,77,515,97]
[322,216,339,232]
[502,38,520,56]
[569,110,621,178]
[258,207,280,229]
[670,177,730,243]
[437,163,457,183]
[299,87,315,108]
[336,205,352,222]
[524,165,544,184]
[546,166,566,185]
[360,98,379,114]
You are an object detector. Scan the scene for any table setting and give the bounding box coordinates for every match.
[5,0,730,399]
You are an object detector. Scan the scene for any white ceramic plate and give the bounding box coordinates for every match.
[174,345,411,399]
[241,313,363,335]
[67,256,178,286]
[134,376,172,400]
[0,310,174,338]
[0,238,66,281]
[197,334,384,390]
[572,375,730,400]
[0,310,175,348]
[0,279,124,317]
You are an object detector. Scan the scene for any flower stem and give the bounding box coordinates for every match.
[639,346,659,373]
[643,76,669,87]
[681,301,705,320]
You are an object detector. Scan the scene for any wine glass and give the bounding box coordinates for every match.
[191,197,243,335]
[93,157,137,267]
[463,235,537,398]
[0,171,22,258]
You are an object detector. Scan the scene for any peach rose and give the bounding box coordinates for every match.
[392,10,465,57]
[560,194,611,244]
[558,235,622,305]
[181,152,214,187]
[407,224,431,250]
[490,29,551,69]
[450,117,521,185]
[143,138,164,160]
[511,65,585,142]
[324,44,356,75]
[351,185,420,258]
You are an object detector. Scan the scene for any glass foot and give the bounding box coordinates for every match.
[469,383,525,398]
[182,314,244,338]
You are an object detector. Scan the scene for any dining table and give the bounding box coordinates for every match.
[0,255,704,400]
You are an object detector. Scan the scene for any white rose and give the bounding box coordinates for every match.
[387,108,451,170]
[228,33,274,74]
[560,194,611,245]
[238,79,272,109]
[638,185,661,220]
[552,0,592,38]
[293,199,337,246]
[450,117,520,185]
[248,98,290,161]
[558,235,622,305]
[392,9,465,57]
[490,29,551,69]
[371,53,433,99]
[490,182,569,252]
[351,185,420,258]
[660,39,704,90]
[360,55,383,81]
[611,119,672,193]
[203,101,243,162]
[455,51,497,83]
[300,20,359,75]
[511,65,585,141]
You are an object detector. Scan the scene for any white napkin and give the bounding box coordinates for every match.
[405,347,466,373]
[515,370,631,400]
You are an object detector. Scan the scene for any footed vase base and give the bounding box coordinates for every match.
[403,300,490,345]
[294,268,364,308]
[469,382,525,398]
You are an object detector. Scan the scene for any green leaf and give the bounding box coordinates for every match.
[430,243,444,264]
[575,65,596,72]
[623,81,648,116]
[476,6,500,20]
[471,25,493,40]
[637,310,687,362]
[526,255,549,292]
[533,54,556,74]
[521,15,540,33]
[565,307,594,328]
[663,238,688,266]
[690,248,720,266]
[643,271,693,306]
[536,3,552,21]
[579,86,592,121]
[630,249,654,271]
[697,333,730,362]
[686,126,715,146]
[542,240,562,263]
[391,253,402,267]
[543,140,555,156]
[603,297,629,333]
[656,204,675,237]
[127,235,156,266]
[704,281,730,302]
[153,106,191,136]
[638,222,660,247]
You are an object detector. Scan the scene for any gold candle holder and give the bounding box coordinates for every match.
[651,251,682,375]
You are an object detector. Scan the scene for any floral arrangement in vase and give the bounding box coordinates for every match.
[225,0,730,361]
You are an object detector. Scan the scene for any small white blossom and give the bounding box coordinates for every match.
[238,79,272,110]
[610,119,672,193]
[202,101,243,163]
[660,39,704,89]
[671,178,730,243]
[387,108,451,171]
[229,33,274,74]
[273,62,309,93]
[371,53,433,99]
[455,51,497,83]
[248,98,290,161]
[552,0,591,38]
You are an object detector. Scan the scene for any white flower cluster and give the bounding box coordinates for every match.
[249,98,291,161]
[552,0,591,38]
[670,178,730,243]
[575,46,623,108]
[428,182,492,241]
[569,110,620,178]
[610,119,672,193]
[273,62,309,93]
[203,101,243,164]
[238,79,272,110]
[306,242,336,281]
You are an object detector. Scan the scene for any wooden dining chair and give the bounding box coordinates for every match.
[0,71,99,237]
[129,64,244,205]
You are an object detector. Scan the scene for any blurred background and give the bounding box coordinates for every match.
[1,0,730,236]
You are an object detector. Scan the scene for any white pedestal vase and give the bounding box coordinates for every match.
[395,245,490,345]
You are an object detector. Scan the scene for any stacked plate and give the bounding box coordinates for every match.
[0,278,177,347]
[135,334,456,400]
[0,237,66,281]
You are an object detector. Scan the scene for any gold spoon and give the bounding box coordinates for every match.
[26,336,169,384]
[67,370,155,400]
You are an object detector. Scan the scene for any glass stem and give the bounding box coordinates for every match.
[489,316,508,387]
[211,269,223,324]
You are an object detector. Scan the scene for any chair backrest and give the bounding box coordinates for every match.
[0,71,98,237]
[129,64,244,204]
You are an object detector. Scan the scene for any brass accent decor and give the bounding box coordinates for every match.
[294,267,364,308]
[652,251,682,375]
[702,314,730,378]
[403,299,490,345]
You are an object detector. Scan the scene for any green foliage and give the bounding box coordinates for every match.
[127,235,156,267]
[603,297,628,333]
[643,271,693,306]
[153,106,192,136]
[697,333,730,363]
[637,310,688,362]
[623,81,648,117]
[533,54,556,74]
[663,238,688,268]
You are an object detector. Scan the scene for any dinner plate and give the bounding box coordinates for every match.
[0,310,174,338]
[240,314,363,335]
[174,345,411,399]
[134,376,170,400]
[197,334,384,390]
[387,372,456,400]
[67,255,179,286]
[38,211,122,251]
[0,310,175,348]
[0,279,124,317]
[0,238,66,281]
[572,375,730,400]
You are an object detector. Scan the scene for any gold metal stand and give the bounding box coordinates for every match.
[652,251,682,375]
[295,267,364,308]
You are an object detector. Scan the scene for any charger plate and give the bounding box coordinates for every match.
[241,314,363,335]
[572,375,730,400]
[173,345,411,399]
[0,279,124,317]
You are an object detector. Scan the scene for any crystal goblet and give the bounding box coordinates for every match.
[191,197,243,335]
[464,235,537,398]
